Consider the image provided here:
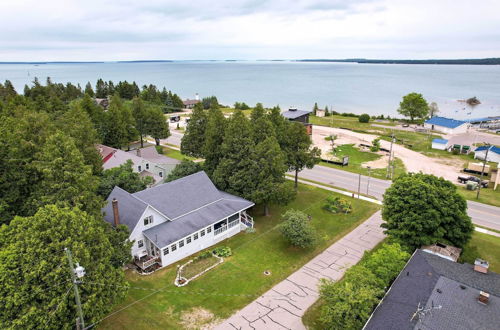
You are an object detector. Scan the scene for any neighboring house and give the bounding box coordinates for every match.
[466,116,500,130]
[316,109,326,117]
[183,99,200,109]
[364,247,500,330]
[474,145,500,163]
[424,116,468,135]
[102,171,254,270]
[431,138,449,150]
[97,144,180,185]
[94,98,109,109]
[282,108,313,134]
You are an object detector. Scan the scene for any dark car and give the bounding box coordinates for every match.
[170,115,181,123]
[457,175,489,187]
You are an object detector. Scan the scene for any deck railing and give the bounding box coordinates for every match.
[214,225,227,236]
[135,256,160,270]
[240,212,254,228]
[228,219,239,229]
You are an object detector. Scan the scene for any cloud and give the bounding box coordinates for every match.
[0,0,499,61]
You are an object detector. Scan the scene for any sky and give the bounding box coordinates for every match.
[1,0,500,61]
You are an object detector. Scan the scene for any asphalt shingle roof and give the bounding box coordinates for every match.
[425,116,467,129]
[281,109,312,119]
[127,146,180,165]
[102,186,148,231]
[364,249,500,330]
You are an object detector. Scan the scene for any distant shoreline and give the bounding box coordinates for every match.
[1,58,500,65]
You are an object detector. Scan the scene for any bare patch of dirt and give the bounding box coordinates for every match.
[362,154,389,169]
[180,307,221,330]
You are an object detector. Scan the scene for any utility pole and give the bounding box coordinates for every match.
[476,144,490,199]
[357,173,361,198]
[386,132,395,179]
[65,248,86,329]
[366,166,371,195]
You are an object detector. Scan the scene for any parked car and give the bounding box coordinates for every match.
[457,175,489,188]
[170,115,181,122]
[402,123,409,128]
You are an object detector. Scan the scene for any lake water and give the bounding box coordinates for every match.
[1,61,499,119]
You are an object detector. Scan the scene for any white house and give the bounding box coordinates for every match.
[431,138,449,150]
[474,145,500,163]
[97,144,180,184]
[424,116,468,135]
[102,171,254,270]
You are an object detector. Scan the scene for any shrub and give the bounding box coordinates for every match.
[196,251,213,260]
[359,113,370,123]
[280,210,317,248]
[324,196,352,214]
[370,138,381,152]
[155,145,164,154]
[213,246,232,257]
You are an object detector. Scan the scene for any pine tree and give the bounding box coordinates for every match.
[103,95,137,149]
[131,97,148,148]
[84,81,95,97]
[313,102,318,116]
[180,103,207,157]
[203,107,227,176]
[212,109,258,200]
[78,94,106,140]
[95,78,107,98]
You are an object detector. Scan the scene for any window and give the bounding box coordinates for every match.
[200,229,205,237]
[138,240,144,248]
[194,233,198,240]
[146,163,149,170]
[186,237,192,244]
[179,240,184,248]
[163,247,169,255]
[207,226,212,234]
[159,171,163,178]
[144,215,153,226]
[138,165,142,172]
[229,213,239,222]
[171,244,177,252]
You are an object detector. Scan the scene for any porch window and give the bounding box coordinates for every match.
[186,237,192,244]
[163,247,169,255]
[194,233,198,240]
[179,240,184,248]
[229,213,239,222]
[138,240,144,248]
[171,244,177,252]
[200,229,205,237]
[207,226,212,233]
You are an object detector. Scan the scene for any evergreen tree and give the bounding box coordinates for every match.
[180,103,207,157]
[103,95,137,149]
[95,78,107,98]
[252,136,294,215]
[131,97,148,148]
[203,107,227,176]
[324,105,330,116]
[84,81,95,97]
[27,132,102,217]
[78,94,106,140]
[313,102,318,116]
[283,122,321,189]
[212,110,258,200]
[0,205,129,329]
[165,160,203,182]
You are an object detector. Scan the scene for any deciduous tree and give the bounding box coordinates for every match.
[98,160,153,197]
[398,92,429,122]
[280,209,317,248]
[165,159,203,182]
[146,107,170,146]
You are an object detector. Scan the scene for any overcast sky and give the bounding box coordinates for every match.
[1,0,499,61]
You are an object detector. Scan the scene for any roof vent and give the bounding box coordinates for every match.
[289,107,298,112]
[478,291,490,305]
[474,259,489,274]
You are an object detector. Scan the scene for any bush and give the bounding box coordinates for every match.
[359,113,370,123]
[280,210,317,248]
[155,145,164,154]
[318,244,409,329]
[196,251,213,260]
[370,138,381,152]
[212,246,232,257]
[324,196,352,214]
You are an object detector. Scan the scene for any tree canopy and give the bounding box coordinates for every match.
[98,160,153,197]
[180,103,207,157]
[382,173,474,250]
[398,92,429,122]
[165,160,203,183]
[280,209,317,248]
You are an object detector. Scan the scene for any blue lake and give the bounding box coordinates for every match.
[1,61,499,119]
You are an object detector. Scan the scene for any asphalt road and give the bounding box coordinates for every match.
[298,165,500,231]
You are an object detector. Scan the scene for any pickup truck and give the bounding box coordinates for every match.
[457,175,489,188]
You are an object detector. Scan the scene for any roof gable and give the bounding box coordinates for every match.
[132,171,222,219]
[425,116,467,129]
[102,186,148,231]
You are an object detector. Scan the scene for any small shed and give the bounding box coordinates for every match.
[431,138,448,150]
[316,109,326,117]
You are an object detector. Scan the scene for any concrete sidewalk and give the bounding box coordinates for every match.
[216,211,385,330]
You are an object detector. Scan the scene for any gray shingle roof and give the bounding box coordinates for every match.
[281,109,311,119]
[143,195,253,248]
[127,146,180,165]
[364,249,500,330]
[102,186,148,231]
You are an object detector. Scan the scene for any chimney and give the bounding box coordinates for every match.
[136,148,141,157]
[112,198,120,226]
[478,291,490,305]
[474,259,489,274]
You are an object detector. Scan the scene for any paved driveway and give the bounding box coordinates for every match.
[216,212,385,330]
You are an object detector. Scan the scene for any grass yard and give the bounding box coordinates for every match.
[377,128,442,153]
[310,115,396,131]
[181,255,220,280]
[458,185,500,207]
[320,144,406,180]
[460,232,500,273]
[99,183,380,329]
[161,147,197,161]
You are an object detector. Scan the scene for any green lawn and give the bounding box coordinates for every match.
[458,185,500,207]
[377,128,442,153]
[461,232,500,273]
[100,183,380,329]
[310,115,396,131]
[320,144,406,180]
[162,147,197,161]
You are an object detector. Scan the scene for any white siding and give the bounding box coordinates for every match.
[424,123,468,135]
[432,142,447,150]
[129,206,170,258]
[475,151,500,163]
